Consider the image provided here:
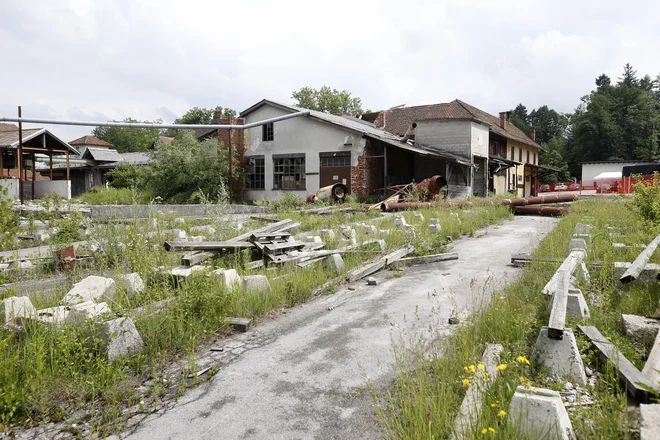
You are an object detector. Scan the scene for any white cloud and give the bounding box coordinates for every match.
[1,0,659,141]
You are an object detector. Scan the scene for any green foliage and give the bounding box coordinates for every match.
[629,172,660,223]
[51,212,85,244]
[74,187,152,205]
[92,118,161,153]
[538,136,572,183]
[107,164,151,189]
[257,193,306,211]
[164,106,237,137]
[146,132,229,204]
[0,184,19,249]
[291,85,365,115]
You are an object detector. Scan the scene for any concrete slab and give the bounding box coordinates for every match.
[212,269,242,290]
[242,275,272,293]
[1,296,36,323]
[118,273,145,296]
[324,254,345,274]
[643,329,660,386]
[67,301,111,324]
[622,314,660,351]
[533,327,587,385]
[508,386,575,440]
[97,317,144,362]
[124,216,559,440]
[640,403,660,440]
[61,276,116,306]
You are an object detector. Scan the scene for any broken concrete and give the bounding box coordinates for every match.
[643,329,660,386]
[319,229,335,240]
[8,260,35,271]
[622,314,660,351]
[429,224,442,233]
[508,386,575,440]
[62,276,116,306]
[97,317,144,362]
[393,216,409,229]
[324,254,345,274]
[1,296,36,323]
[366,277,377,286]
[67,301,111,324]
[118,273,145,296]
[169,265,207,280]
[243,275,272,293]
[375,239,387,251]
[640,403,660,440]
[172,229,187,240]
[190,225,216,235]
[304,236,323,244]
[34,306,70,326]
[413,213,424,221]
[337,237,357,249]
[568,238,587,253]
[533,327,587,385]
[212,268,242,289]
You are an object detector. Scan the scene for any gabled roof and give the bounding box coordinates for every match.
[370,99,542,150]
[82,148,124,162]
[193,128,218,141]
[69,135,113,148]
[240,99,472,166]
[0,126,80,155]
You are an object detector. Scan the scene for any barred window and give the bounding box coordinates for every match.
[245,156,265,190]
[262,123,274,141]
[273,154,305,190]
[320,152,350,167]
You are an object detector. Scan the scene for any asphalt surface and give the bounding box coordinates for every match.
[123,215,558,440]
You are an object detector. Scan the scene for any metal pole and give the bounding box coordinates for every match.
[31,152,35,200]
[49,151,53,180]
[228,127,232,205]
[18,106,23,205]
[66,151,70,181]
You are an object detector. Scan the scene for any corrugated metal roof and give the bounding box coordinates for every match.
[83,148,124,162]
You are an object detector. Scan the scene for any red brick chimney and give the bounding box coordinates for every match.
[499,112,507,130]
[529,127,536,142]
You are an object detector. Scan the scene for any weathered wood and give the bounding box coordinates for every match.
[384,244,414,265]
[346,244,414,283]
[542,251,585,296]
[249,232,291,241]
[578,325,658,402]
[249,215,281,223]
[512,253,603,267]
[247,260,265,270]
[296,257,327,268]
[263,241,306,254]
[621,233,660,284]
[164,241,253,252]
[228,219,295,243]
[399,252,459,265]
[181,251,217,267]
[548,270,569,340]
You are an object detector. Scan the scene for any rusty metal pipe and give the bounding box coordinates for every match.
[381,193,577,211]
[513,205,570,216]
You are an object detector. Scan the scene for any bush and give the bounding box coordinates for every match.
[257,193,306,211]
[629,172,660,223]
[0,184,18,249]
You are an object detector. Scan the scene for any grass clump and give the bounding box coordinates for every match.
[74,187,152,205]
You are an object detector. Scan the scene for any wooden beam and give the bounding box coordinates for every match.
[548,269,569,339]
[31,152,35,201]
[620,233,660,283]
[18,146,69,154]
[578,325,657,402]
[164,240,253,252]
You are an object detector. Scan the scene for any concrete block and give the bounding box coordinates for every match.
[319,229,335,240]
[643,329,660,386]
[449,212,459,218]
[190,225,216,235]
[366,277,377,286]
[574,223,592,234]
[98,317,144,362]
[640,403,660,440]
[62,276,116,306]
[379,229,391,235]
[212,268,242,289]
[242,275,272,293]
[429,224,442,233]
[463,210,478,217]
[174,217,185,224]
[376,239,387,251]
[548,289,590,319]
[226,317,251,332]
[1,296,36,323]
[614,261,660,282]
[533,327,587,385]
[169,265,207,280]
[429,218,440,226]
[34,306,70,326]
[67,301,111,324]
[118,273,145,296]
[568,238,587,253]
[324,254,345,274]
[508,386,575,440]
[622,314,660,351]
[338,237,357,249]
[188,236,204,242]
[413,213,424,221]
[576,260,591,284]
[573,233,592,245]
[394,217,409,229]
[149,218,158,228]
[172,229,187,240]
[341,228,357,240]
[304,236,323,244]
[8,260,34,271]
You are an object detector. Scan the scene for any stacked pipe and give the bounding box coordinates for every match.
[307,183,349,203]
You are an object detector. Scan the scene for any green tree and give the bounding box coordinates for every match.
[145,131,229,203]
[527,106,569,145]
[509,103,530,135]
[291,85,365,115]
[165,106,237,136]
[538,136,571,182]
[92,118,161,153]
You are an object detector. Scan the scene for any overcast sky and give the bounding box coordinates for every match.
[2,0,659,141]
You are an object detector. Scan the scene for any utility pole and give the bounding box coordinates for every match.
[18,106,23,205]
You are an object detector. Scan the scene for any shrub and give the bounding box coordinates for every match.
[629,172,660,223]
[74,187,151,205]
[0,184,18,249]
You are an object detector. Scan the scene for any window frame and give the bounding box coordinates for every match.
[272,153,306,190]
[245,155,265,190]
[262,123,274,142]
[518,148,522,163]
[319,151,351,167]
[526,150,530,164]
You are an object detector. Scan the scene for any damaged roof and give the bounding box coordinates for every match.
[83,148,124,162]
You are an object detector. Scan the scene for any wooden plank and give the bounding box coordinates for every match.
[247,260,265,270]
[249,215,281,223]
[249,232,291,241]
[512,253,603,267]
[384,244,414,265]
[578,325,657,402]
[181,251,216,267]
[296,257,327,268]
[228,219,294,243]
[548,269,569,339]
[164,240,253,252]
[399,252,459,265]
[263,241,306,254]
[621,232,660,284]
[347,260,386,283]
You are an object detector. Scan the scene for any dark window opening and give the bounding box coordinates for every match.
[245,156,265,190]
[518,148,522,162]
[262,123,274,141]
[273,154,305,190]
[510,146,514,161]
[526,150,530,164]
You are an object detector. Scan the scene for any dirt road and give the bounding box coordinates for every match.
[123,216,558,440]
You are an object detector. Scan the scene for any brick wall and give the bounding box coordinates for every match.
[217,117,246,198]
[351,140,383,197]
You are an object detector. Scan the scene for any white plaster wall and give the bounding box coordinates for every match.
[34,180,71,199]
[0,179,19,200]
[581,162,654,187]
[242,105,366,201]
[470,122,489,158]
[415,120,472,159]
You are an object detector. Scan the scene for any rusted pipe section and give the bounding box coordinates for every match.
[416,175,447,196]
[513,205,570,216]
[381,193,577,212]
[307,183,349,203]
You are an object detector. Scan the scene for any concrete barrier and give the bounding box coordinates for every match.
[508,386,575,439]
[87,204,265,219]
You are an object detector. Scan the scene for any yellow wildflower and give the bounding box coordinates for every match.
[495,364,507,372]
[519,376,526,382]
[481,428,488,435]
[516,355,530,365]
[468,365,476,373]
[488,427,496,433]
[497,410,507,417]
[483,373,490,381]
[526,381,532,388]
[490,402,498,408]
[478,363,485,370]
[463,378,470,386]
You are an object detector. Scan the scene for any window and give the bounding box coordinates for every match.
[273,154,305,190]
[245,156,265,190]
[526,150,530,164]
[510,146,515,161]
[533,152,537,165]
[262,123,274,141]
[320,152,351,167]
[518,148,522,162]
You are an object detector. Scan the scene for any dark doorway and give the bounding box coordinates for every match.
[319,152,351,192]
